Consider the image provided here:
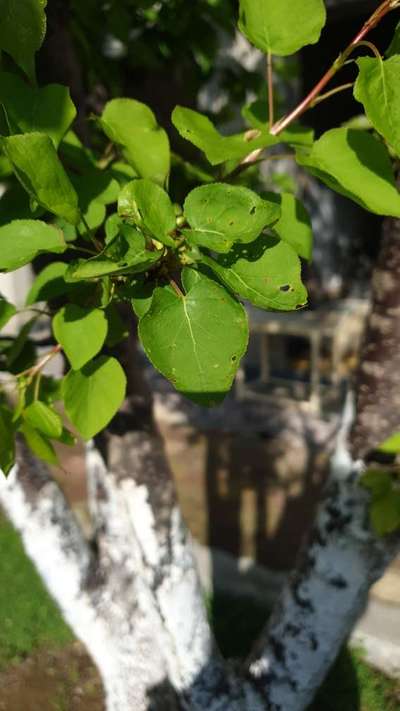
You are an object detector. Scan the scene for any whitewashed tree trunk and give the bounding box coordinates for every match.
[1,217,400,709]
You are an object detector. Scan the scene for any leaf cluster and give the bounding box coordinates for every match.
[0,0,400,474]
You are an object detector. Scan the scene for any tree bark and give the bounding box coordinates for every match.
[245,212,400,710]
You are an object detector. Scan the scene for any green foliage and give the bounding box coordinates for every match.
[25,262,71,305]
[0,0,47,83]
[0,404,15,474]
[201,235,307,310]
[53,305,108,370]
[99,98,170,185]
[63,356,127,439]
[0,71,76,148]
[118,179,176,246]
[139,269,249,405]
[354,56,400,157]
[378,432,400,454]
[361,469,400,536]
[183,183,280,252]
[386,21,400,57]
[238,0,326,56]
[2,134,80,224]
[1,0,400,471]
[23,401,63,439]
[0,220,66,272]
[271,193,313,261]
[0,295,16,329]
[297,128,400,217]
[172,106,277,164]
[65,225,163,280]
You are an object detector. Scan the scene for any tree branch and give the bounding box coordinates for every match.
[245,404,399,711]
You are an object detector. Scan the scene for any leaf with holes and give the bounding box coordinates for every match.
[296,128,400,217]
[99,98,170,186]
[172,106,277,165]
[201,235,308,311]
[354,56,400,157]
[65,225,163,281]
[238,0,326,56]
[53,305,108,369]
[3,133,80,224]
[118,179,176,246]
[63,355,127,439]
[139,268,248,406]
[183,183,280,253]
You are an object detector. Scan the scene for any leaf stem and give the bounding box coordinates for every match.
[169,279,184,298]
[67,243,98,256]
[267,52,274,128]
[270,0,398,136]
[81,215,102,251]
[310,82,354,108]
[223,151,295,182]
[15,344,62,380]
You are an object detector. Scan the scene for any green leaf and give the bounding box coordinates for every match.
[66,226,163,281]
[129,280,156,319]
[20,421,58,466]
[0,295,16,329]
[361,469,392,498]
[378,432,400,454]
[238,0,326,56]
[60,130,96,173]
[105,213,123,243]
[0,405,15,475]
[26,262,71,305]
[271,193,313,261]
[0,182,43,226]
[63,355,127,439]
[139,269,248,406]
[71,170,120,208]
[183,183,280,253]
[386,21,400,58]
[99,98,170,186]
[172,106,277,165]
[0,220,66,272]
[3,133,80,224]
[53,305,108,369]
[370,492,400,536]
[5,317,37,370]
[118,179,176,247]
[0,0,47,83]
[354,56,400,157]
[201,235,308,311]
[0,71,76,148]
[77,200,105,234]
[296,128,400,217]
[23,401,63,439]
[104,305,129,347]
